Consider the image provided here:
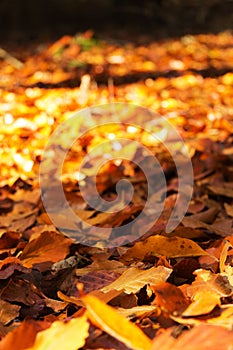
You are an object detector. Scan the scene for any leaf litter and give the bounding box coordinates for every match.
[0,30,233,349]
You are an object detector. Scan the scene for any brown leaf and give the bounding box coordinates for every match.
[0,279,42,306]
[0,231,21,250]
[0,300,20,325]
[76,252,126,276]
[182,217,230,237]
[185,207,219,224]
[0,198,14,214]
[79,270,120,294]
[152,282,190,315]
[224,203,233,217]
[0,257,30,279]
[0,210,38,232]
[20,231,73,269]
[208,185,233,198]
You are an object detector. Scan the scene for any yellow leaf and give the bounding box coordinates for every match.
[122,235,208,261]
[27,315,89,350]
[117,305,157,319]
[182,290,221,316]
[182,269,233,317]
[82,294,152,350]
[101,266,172,294]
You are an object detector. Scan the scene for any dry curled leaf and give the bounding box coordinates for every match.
[0,300,20,325]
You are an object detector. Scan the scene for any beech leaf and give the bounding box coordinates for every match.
[82,294,152,350]
[26,315,89,350]
[151,325,233,350]
[20,231,73,269]
[122,235,208,261]
[101,266,172,294]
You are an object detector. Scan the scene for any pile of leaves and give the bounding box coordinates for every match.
[0,31,233,349]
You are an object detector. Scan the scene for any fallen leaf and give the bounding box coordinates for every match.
[0,300,20,325]
[27,315,89,350]
[182,217,230,236]
[0,231,21,249]
[76,252,126,276]
[0,279,42,306]
[0,257,30,279]
[0,210,38,232]
[151,324,233,350]
[20,231,73,269]
[0,320,50,350]
[101,266,172,294]
[224,203,233,217]
[122,235,208,261]
[184,207,219,224]
[182,290,221,316]
[208,185,233,198]
[182,269,233,316]
[79,270,120,294]
[82,294,152,350]
[152,282,189,315]
[172,305,233,330]
[117,305,157,319]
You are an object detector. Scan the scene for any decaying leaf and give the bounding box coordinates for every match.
[0,300,20,325]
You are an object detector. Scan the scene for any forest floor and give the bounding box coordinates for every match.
[0,30,233,349]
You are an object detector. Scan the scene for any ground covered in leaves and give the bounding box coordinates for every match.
[0,31,233,349]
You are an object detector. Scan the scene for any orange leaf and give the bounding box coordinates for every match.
[82,294,152,350]
[20,231,72,269]
[152,282,189,315]
[151,325,233,350]
[182,269,233,316]
[182,290,221,316]
[0,320,50,350]
[122,235,208,261]
[26,315,89,350]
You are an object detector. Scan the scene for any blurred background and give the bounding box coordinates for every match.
[1,0,233,43]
